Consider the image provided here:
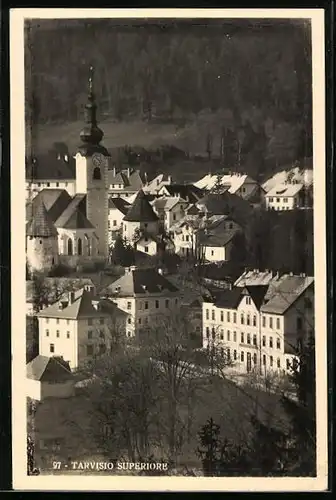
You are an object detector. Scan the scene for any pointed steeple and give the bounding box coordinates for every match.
[79,66,106,152]
[26,199,58,238]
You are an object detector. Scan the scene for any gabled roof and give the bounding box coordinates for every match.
[26,199,58,238]
[26,189,73,224]
[26,154,76,181]
[108,197,131,214]
[61,209,95,230]
[27,355,73,382]
[107,168,145,191]
[124,190,159,222]
[266,183,304,198]
[151,196,185,212]
[54,194,87,227]
[26,277,95,303]
[104,268,179,297]
[197,192,253,226]
[199,229,238,248]
[160,184,204,204]
[261,275,314,314]
[37,289,109,320]
[214,288,244,309]
[241,285,269,309]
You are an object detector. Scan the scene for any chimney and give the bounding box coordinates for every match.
[57,153,61,160]
[127,167,131,177]
[289,272,293,276]
[168,175,172,184]
[64,154,68,162]
[68,291,75,304]
[113,166,116,177]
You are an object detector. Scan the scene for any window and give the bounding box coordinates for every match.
[233,350,237,360]
[144,223,148,229]
[240,314,244,325]
[220,311,224,322]
[262,316,266,327]
[173,213,176,221]
[246,314,250,326]
[155,300,159,309]
[276,197,280,202]
[253,315,257,327]
[276,338,281,350]
[100,318,104,325]
[56,330,60,338]
[113,220,117,227]
[241,351,244,362]
[66,332,70,339]
[46,318,49,324]
[211,310,215,321]
[227,348,231,360]
[276,317,280,329]
[211,250,214,256]
[206,309,209,320]
[227,330,230,341]
[46,330,49,337]
[233,331,237,342]
[262,354,266,366]
[286,359,291,370]
[253,334,257,346]
[262,335,266,347]
[269,317,273,329]
[46,182,50,187]
[88,331,93,339]
[253,353,257,364]
[221,348,224,357]
[165,299,169,308]
[277,358,281,368]
[145,302,148,310]
[269,197,273,202]
[269,336,273,348]
[241,332,244,343]
[283,197,288,203]
[56,319,59,325]
[270,355,273,367]
[78,238,82,256]
[246,296,251,305]
[145,246,149,253]
[297,317,303,331]
[138,318,142,325]
[93,167,101,180]
[247,333,251,344]
[50,344,55,353]
[212,328,216,340]
[220,330,224,340]
[66,319,70,325]
[88,318,93,326]
[206,327,210,339]
[233,312,237,323]
[227,312,230,322]
[87,345,94,356]
[67,238,73,256]
[127,318,132,324]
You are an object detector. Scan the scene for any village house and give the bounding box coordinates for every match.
[194,172,260,201]
[199,230,240,263]
[265,182,304,211]
[122,189,160,244]
[143,173,173,195]
[151,196,189,232]
[103,266,181,337]
[37,288,128,370]
[202,273,314,376]
[26,355,75,401]
[157,183,204,205]
[108,197,130,244]
[107,166,146,200]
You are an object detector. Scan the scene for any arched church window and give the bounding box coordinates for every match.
[78,238,82,256]
[93,167,101,180]
[68,238,73,256]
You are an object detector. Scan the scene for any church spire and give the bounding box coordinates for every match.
[79,66,104,147]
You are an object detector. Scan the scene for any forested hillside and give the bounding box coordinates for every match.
[25,19,312,178]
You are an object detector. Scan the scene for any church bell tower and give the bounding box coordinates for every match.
[75,66,110,259]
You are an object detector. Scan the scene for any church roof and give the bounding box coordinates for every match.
[61,209,95,230]
[54,194,87,227]
[26,189,73,224]
[123,190,159,222]
[108,197,130,214]
[26,199,58,238]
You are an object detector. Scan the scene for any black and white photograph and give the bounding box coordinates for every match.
[11,8,327,491]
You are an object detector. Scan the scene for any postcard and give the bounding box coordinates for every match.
[11,8,328,491]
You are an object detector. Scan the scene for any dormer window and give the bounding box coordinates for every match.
[93,167,101,180]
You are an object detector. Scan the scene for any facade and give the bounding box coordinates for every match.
[107,167,145,200]
[157,184,204,205]
[143,174,173,195]
[194,173,259,200]
[265,183,304,211]
[108,197,130,244]
[37,288,117,370]
[151,197,188,232]
[202,274,314,376]
[104,266,181,337]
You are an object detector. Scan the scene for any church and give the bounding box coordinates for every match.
[26,68,110,273]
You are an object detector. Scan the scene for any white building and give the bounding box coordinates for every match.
[107,167,145,200]
[108,197,131,244]
[122,190,160,244]
[26,355,74,401]
[37,288,127,370]
[104,266,181,337]
[143,173,173,195]
[265,183,304,211]
[151,196,188,232]
[194,172,259,201]
[202,273,314,375]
